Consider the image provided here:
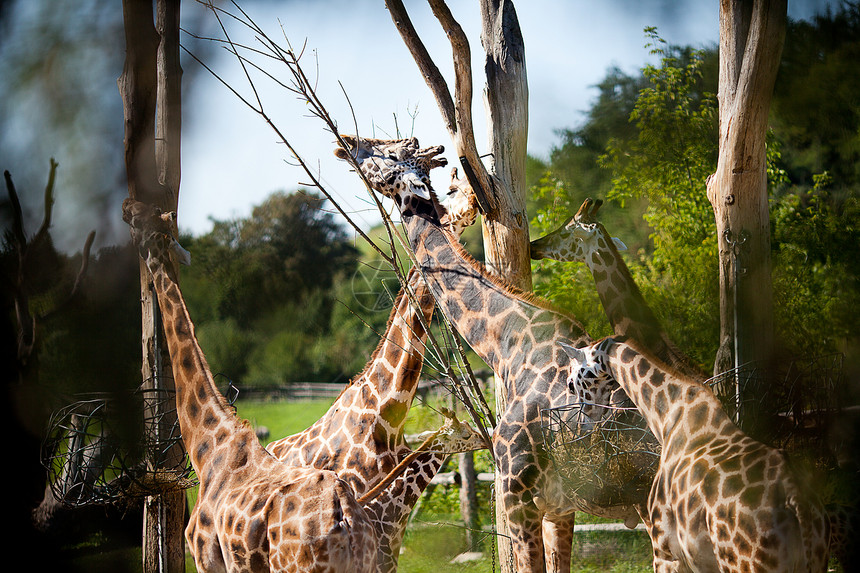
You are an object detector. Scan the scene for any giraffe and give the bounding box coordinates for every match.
[530,197,706,381]
[264,177,482,572]
[560,335,830,572]
[358,408,488,573]
[333,135,643,573]
[122,198,377,573]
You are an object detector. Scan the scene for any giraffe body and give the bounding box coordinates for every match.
[531,198,706,381]
[123,200,377,573]
[334,136,643,573]
[562,337,829,572]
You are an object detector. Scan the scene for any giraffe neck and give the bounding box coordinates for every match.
[603,339,733,446]
[265,267,435,480]
[587,233,705,380]
[352,268,435,443]
[359,448,447,573]
[585,230,662,340]
[148,262,256,474]
[403,208,589,393]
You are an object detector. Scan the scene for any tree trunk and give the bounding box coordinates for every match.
[386,2,530,570]
[706,0,786,428]
[478,4,530,571]
[478,0,531,292]
[119,1,185,571]
[459,450,480,550]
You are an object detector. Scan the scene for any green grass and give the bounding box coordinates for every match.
[236,397,336,447]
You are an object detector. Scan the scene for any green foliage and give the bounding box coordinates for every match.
[179,190,378,388]
[771,174,860,356]
[532,9,860,373]
[602,28,718,254]
[773,6,860,187]
[532,29,721,371]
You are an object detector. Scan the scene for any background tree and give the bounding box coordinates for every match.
[532,4,860,380]
[179,190,366,387]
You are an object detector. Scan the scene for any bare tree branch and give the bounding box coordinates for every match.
[385,0,495,214]
[185,0,496,436]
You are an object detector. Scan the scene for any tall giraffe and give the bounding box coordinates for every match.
[531,197,706,381]
[121,199,377,573]
[333,135,642,573]
[561,336,829,572]
[265,178,482,572]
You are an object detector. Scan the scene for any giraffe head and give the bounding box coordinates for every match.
[334,135,448,219]
[530,197,626,262]
[121,198,191,273]
[412,407,489,454]
[558,338,619,430]
[440,167,479,236]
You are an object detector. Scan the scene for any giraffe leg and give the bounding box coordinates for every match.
[541,513,574,573]
[652,555,683,573]
[508,523,545,573]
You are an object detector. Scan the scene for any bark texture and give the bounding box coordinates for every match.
[707,0,786,380]
[119,1,185,571]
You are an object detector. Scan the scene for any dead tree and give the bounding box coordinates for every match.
[118,1,185,571]
[706,0,786,427]
[2,161,94,562]
[385,1,529,570]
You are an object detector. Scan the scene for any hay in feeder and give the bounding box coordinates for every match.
[542,402,659,508]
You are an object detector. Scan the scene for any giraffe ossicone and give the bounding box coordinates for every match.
[122,198,377,573]
[334,135,644,573]
[561,336,830,572]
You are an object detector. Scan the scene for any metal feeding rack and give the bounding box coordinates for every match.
[706,353,844,454]
[541,401,660,508]
[41,386,197,507]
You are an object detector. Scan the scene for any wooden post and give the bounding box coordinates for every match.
[119,1,185,571]
[706,0,786,431]
[458,450,480,550]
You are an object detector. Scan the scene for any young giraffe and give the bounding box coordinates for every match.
[123,198,486,573]
[531,197,706,381]
[560,336,830,572]
[121,199,377,573]
[333,135,643,573]
[357,408,488,573]
[265,178,482,572]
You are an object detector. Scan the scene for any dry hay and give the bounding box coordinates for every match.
[542,402,659,508]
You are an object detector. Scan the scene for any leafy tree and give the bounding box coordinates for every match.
[532,10,860,374]
[182,190,358,328]
[773,4,860,187]
[180,190,374,388]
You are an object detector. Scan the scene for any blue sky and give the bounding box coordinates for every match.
[0,0,841,250]
[179,0,722,236]
[177,0,839,238]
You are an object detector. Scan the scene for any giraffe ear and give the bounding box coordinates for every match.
[170,238,192,266]
[611,237,627,251]
[559,341,586,365]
